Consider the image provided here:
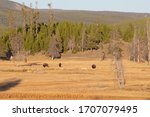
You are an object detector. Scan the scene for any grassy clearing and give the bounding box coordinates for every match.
[0,55,150,100]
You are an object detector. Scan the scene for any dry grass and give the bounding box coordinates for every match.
[0,55,150,100]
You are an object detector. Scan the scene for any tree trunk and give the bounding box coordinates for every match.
[81,28,85,52]
[147,18,150,64]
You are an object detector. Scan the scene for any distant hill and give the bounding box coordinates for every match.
[0,0,23,10]
[0,0,24,28]
[46,10,150,24]
[0,0,150,29]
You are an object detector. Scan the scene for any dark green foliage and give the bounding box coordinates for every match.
[2,0,150,59]
[24,32,35,51]
[1,16,149,55]
[0,31,10,56]
[118,23,134,42]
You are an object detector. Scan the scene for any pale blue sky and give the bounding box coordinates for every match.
[10,0,150,13]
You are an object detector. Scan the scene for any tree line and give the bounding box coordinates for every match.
[0,3,150,63]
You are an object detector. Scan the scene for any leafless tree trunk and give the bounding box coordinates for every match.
[114,57,125,88]
[8,10,15,46]
[47,3,54,38]
[81,27,85,52]
[137,36,140,63]
[68,37,75,53]
[48,33,60,59]
[111,25,125,89]
[48,3,54,24]
[35,1,39,38]
[8,9,27,62]
[11,12,24,57]
[22,3,27,37]
[132,28,137,62]
[11,33,23,54]
[130,25,140,62]
[29,3,33,34]
[147,18,150,64]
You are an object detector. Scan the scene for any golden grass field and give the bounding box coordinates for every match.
[0,54,150,100]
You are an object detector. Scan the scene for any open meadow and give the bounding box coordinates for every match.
[0,54,150,100]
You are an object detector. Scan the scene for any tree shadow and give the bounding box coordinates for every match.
[0,78,22,91]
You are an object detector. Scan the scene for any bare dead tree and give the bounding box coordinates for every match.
[68,37,75,53]
[130,25,142,63]
[35,1,39,38]
[11,24,27,62]
[81,27,86,52]
[10,31,27,62]
[146,17,150,64]
[47,3,54,38]
[111,25,125,89]
[137,36,140,63]
[11,33,24,55]
[8,8,27,62]
[22,2,27,37]
[29,3,34,34]
[48,3,54,24]
[140,38,148,62]
[8,10,15,46]
[48,32,61,60]
[7,10,17,60]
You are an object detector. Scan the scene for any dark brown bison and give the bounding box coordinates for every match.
[92,64,96,69]
[43,63,49,68]
[59,63,62,67]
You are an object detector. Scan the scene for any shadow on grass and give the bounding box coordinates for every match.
[0,78,22,91]
[0,57,9,61]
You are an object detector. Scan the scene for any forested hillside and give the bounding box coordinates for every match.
[0,0,150,63]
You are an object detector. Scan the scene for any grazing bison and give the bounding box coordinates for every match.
[92,64,96,69]
[59,63,62,67]
[43,63,49,68]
